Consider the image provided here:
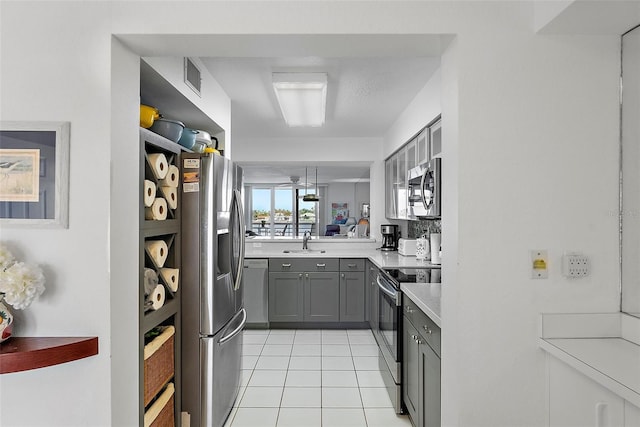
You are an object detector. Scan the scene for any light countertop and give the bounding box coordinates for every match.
[539,313,640,407]
[401,283,442,327]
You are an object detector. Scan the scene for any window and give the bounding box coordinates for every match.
[246,185,324,238]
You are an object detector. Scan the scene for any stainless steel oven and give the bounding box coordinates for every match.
[375,270,403,413]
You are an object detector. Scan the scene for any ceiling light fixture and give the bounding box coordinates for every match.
[303,167,320,202]
[272,72,327,127]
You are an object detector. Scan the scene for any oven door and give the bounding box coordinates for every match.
[377,273,401,375]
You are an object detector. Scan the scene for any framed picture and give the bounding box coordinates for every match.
[331,202,349,223]
[0,122,70,228]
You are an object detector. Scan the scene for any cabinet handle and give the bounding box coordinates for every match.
[299,274,303,278]
[341,273,345,278]
[282,263,292,268]
[405,305,414,314]
[305,273,309,278]
[316,263,326,268]
[348,263,357,268]
[423,325,432,334]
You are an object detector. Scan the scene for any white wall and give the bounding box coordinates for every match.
[0,1,624,426]
[0,2,113,426]
[384,67,442,158]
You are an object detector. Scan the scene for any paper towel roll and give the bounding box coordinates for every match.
[145,197,167,221]
[145,284,165,311]
[147,153,168,179]
[145,240,168,267]
[159,268,179,293]
[159,186,178,210]
[158,164,179,188]
[144,268,159,295]
[430,233,441,265]
[143,180,156,207]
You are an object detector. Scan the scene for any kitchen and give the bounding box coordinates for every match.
[0,2,637,427]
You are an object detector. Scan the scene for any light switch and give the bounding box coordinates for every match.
[531,250,548,279]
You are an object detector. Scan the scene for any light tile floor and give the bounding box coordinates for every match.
[224,328,413,427]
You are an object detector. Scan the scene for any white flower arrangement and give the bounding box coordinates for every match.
[0,244,45,310]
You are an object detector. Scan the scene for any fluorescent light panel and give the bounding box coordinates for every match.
[273,72,327,127]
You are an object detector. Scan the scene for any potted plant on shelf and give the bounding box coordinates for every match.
[0,244,45,343]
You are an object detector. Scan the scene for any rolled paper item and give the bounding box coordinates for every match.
[144,197,167,220]
[145,284,165,311]
[158,164,179,188]
[144,268,159,295]
[145,240,168,267]
[159,186,178,210]
[159,268,179,292]
[143,180,156,207]
[147,153,168,179]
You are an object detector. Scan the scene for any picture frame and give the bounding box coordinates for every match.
[0,121,70,228]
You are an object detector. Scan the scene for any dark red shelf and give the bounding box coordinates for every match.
[0,337,98,374]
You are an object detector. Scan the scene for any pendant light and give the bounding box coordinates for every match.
[303,167,319,202]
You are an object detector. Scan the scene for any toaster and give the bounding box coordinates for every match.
[398,238,418,256]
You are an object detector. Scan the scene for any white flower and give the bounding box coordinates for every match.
[0,245,15,270]
[0,261,45,310]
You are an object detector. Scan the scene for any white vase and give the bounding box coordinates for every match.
[0,295,14,343]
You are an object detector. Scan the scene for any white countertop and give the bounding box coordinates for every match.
[401,283,442,327]
[539,313,640,407]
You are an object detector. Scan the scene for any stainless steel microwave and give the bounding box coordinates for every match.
[407,158,441,219]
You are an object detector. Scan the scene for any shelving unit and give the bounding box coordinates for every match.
[0,337,98,374]
[139,127,186,426]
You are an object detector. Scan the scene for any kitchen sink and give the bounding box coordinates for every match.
[282,249,326,254]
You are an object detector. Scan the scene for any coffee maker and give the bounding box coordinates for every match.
[380,224,399,251]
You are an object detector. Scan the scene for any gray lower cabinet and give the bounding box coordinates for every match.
[304,272,340,322]
[403,296,441,427]
[339,258,365,322]
[268,257,366,324]
[268,272,304,322]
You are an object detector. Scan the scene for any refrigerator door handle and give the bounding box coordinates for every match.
[232,189,246,291]
[218,308,247,345]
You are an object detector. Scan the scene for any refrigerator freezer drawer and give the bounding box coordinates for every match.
[199,308,246,427]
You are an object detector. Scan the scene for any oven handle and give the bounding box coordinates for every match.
[377,275,400,306]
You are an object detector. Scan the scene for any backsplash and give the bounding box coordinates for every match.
[408,219,441,238]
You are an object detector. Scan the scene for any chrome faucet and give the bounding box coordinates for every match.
[302,231,311,250]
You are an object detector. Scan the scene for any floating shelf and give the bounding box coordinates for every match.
[0,337,98,374]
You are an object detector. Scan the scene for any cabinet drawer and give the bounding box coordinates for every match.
[269,258,339,272]
[339,258,365,272]
[403,296,441,357]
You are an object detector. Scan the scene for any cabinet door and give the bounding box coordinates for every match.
[420,340,441,427]
[368,264,379,331]
[304,272,340,322]
[403,318,420,425]
[429,119,441,159]
[340,271,365,322]
[268,272,303,322]
[417,128,429,165]
[385,157,397,219]
[548,357,624,427]
[396,148,408,219]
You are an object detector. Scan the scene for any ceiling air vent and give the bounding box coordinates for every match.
[184,57,202,96]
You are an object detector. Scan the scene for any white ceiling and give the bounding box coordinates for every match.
[124,33,445,183]
[200,56,440,139]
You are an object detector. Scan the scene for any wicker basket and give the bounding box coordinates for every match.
[144,325,175,406]
[144,382,175,427]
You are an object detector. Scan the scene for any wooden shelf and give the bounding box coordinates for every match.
[0,337,98,374]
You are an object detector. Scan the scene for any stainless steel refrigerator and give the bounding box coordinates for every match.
[180,153,246,427]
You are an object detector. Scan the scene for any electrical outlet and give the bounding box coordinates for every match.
[562,253,589,278]
[531,250,548,279]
